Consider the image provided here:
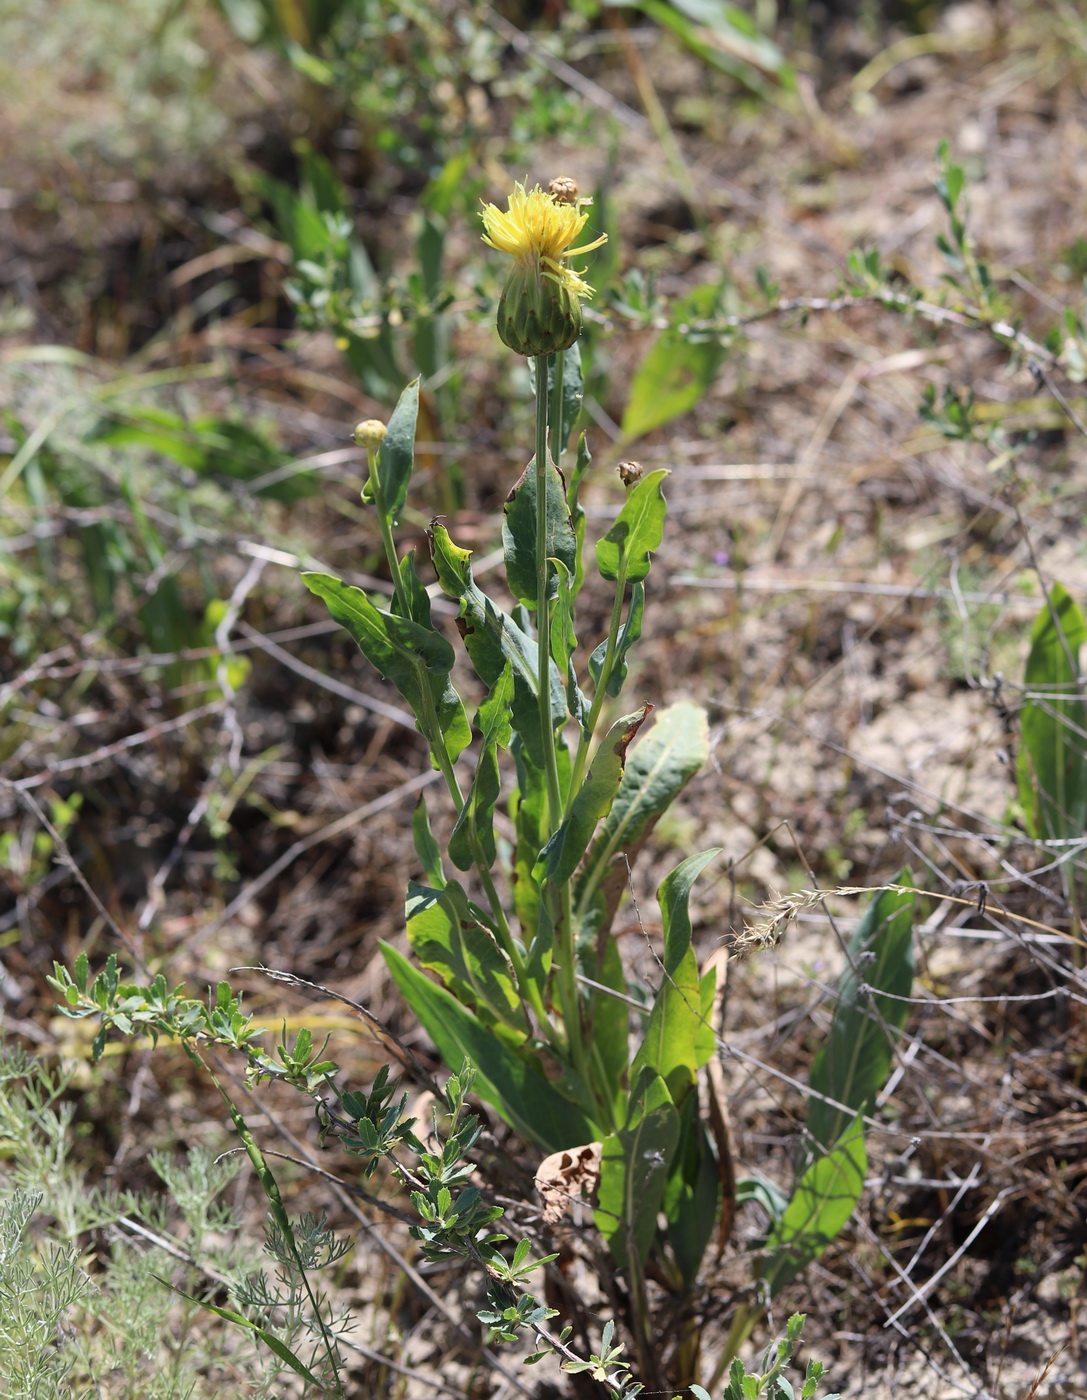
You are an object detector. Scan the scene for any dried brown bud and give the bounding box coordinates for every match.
[548,176,578,205]
[617,460,644,487]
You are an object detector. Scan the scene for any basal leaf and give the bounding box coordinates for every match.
[594,1067,680,1268]
[631,946,702,1105]
[586,934,630,1129]
[660,847,722,976]
[663,1093,720,1288]
[382,944,593,1152]
[761,1113,866,1298]
[807,878,914,1154]
[1017,582,1087,842]
[630,849,721,1105]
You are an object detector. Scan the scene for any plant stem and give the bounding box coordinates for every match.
[549,348,565,465]
[568,560,628,797]
[370,461,413,625]
[533,358,564,838]
[534,355,584,1074]
[191,1045,345,1396]
[369,450,524,969]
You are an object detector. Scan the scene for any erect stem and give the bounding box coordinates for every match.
[568,556,629,797]
[549,347,566,465]
[367,450,524,971]
[533,358,564,838]
[533,355,585,1075]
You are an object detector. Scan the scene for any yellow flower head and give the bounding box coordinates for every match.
[481,180,607,356]
[481,180,607,301]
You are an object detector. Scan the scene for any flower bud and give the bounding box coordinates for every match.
[496,263,583,357]
[352,419,387,450]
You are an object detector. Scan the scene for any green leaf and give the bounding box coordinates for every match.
[430,523,565,769]
[412,795,446,888]
[630,850,721,1105]
[448,664,514,871]
[663,1094,720,1288]
[366,377,419,521]
[254,168,333,263]
[538,705,652,886]
[660,848,721,975]
[511,744,549,972]
[382,944,593,1152]
[302,572,470,763]
[550,558,578,678]
[596,470,670,584]
[575,703,710,938]
[1017,582,1087,841]
[589,581,645,698]
[568,432,592,598]
[760,1113,867,1298]
[627,851,722,1103]
[502,455,577,609]
[586,935,631,1128]
[153,1279,329,1390]
[807,879,915,1154]
[536,343,584,456]
[406,880,525,1032]
[631,0,793,95]
[621,285,730,440]
[594,1067,680,1267]
[631,947,702,1105]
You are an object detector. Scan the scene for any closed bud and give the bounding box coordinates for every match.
[496,263,583,357]
[352,419,387,450]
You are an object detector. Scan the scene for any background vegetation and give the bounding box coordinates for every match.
[3,0,1087,1396]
